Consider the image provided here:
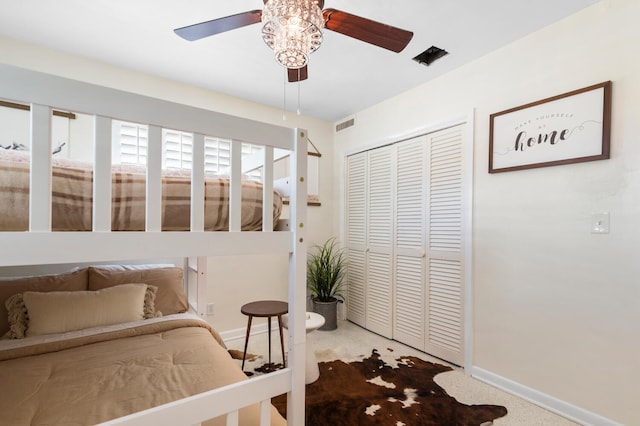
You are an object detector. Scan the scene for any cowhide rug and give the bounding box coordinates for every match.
[270,349,507,426]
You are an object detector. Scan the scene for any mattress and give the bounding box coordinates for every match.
[0,150,282,231]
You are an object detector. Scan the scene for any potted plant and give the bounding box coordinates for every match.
[307,237,346,331]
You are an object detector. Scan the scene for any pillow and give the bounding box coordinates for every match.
[5,284,157,338]
[88,267,187,315]
[4,284,159,339]
[0,268,89,336]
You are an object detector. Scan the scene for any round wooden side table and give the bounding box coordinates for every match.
[240,300,288,370]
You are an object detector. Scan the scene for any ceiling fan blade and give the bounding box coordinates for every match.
[288,66,308,82]
[174,10,262,41]
[323,9,413,53]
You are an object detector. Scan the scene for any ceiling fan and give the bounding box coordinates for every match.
[174,0,413,82]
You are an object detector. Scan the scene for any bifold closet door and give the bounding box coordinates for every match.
[345,147,394,338]
[345,153,366,327]
[346,124,467,366]
[365,146,394,338]
[393,137,427,350]
[424,125,465,366]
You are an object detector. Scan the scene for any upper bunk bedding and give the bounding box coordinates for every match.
[0,150,283,232]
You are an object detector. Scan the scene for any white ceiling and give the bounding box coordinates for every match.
[0,0,600,122]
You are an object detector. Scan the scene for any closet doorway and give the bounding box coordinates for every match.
[345,123,470,366]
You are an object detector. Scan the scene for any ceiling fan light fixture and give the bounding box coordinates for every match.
[262,0,324,69]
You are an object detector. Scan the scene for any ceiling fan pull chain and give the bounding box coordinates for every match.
[282,68,287,121]
[297,73,302,116]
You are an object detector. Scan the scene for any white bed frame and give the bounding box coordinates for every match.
[0,64,307,426]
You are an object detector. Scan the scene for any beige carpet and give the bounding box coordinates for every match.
[226,320,580,426]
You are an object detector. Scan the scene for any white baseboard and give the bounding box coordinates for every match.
[470,367,623,426]
[219,323,281,344]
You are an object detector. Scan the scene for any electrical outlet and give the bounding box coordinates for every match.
[207,303,214,315]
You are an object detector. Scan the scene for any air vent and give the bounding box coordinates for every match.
[336,117,355,132]
[412,46,448,66]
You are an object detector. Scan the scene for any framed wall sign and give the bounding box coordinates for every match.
[489,81,611,173]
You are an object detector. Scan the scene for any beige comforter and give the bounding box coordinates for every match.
[0,318,286,426]
[0,151,282,231]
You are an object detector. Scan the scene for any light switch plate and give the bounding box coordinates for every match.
[591,212,610,234]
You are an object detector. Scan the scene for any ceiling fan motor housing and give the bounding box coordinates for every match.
[262,0,324,69]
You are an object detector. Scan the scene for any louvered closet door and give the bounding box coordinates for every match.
[393,137,427,349]
[425,125,465,365]
[345,153,367,327]
[366,146,394,338]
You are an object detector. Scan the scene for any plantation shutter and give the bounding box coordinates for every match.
[204,138,230,174]
[118,122,147,165]
[164,129,193,169]
[115,123,262,180]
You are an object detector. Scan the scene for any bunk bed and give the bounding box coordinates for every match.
[0,64,307,426]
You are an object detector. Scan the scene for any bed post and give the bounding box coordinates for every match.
[287,128,308,425]
[186,256,207,318]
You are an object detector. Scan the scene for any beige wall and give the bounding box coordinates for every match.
[0,36,337,334]
[333,0,638,424]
